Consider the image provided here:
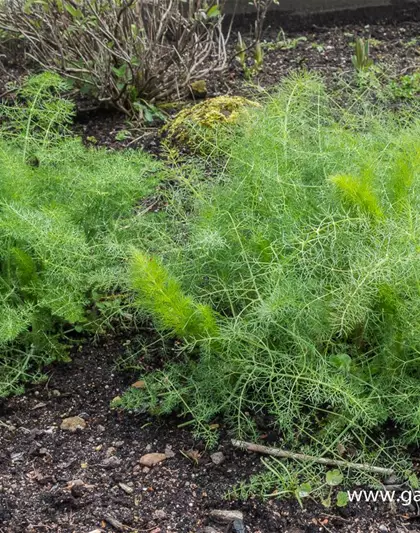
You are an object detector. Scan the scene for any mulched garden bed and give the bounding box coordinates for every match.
[1,9,420,533]
[1,335,420,533]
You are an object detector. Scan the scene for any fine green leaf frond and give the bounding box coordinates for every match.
[123,73,420,488]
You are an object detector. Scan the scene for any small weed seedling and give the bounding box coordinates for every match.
[352,37,374,71]
[263,30,307,51]
[115,129,132,142]
[235,32,265,79]
[389,72,420,100]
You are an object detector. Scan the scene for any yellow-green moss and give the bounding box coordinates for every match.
[190,80,207,98]
[163,95,260,149]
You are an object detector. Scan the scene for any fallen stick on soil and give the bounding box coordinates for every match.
[103,514,128,531]
[231,439,395,476]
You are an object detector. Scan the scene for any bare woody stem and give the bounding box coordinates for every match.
[231,439,395,476]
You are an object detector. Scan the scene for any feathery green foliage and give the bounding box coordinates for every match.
[0,76,161,395]
[131,252,218,340]
[0,72,74,154]
[124,73,420,488]
[329,173,383,219]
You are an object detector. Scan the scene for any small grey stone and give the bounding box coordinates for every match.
[102,456,122,468]
[153,509,167,520]
[97,425,106,433]
[384,474,399,485]
[11,452,25,463]
[105,446,116,458]
[379,526,389,533]
[165,445,175,458]
[103,514,125,531]
[119,483,134,494]
[210,452,225,465]
[60,416,86,432]
[232,519,245,533]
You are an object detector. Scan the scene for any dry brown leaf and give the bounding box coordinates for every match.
[184,449,201,463]
[131,380,146,389]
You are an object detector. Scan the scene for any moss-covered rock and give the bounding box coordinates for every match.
[190,80,208,99]
[163,95,260,151]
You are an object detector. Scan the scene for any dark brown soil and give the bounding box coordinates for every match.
[1,336,420,533]
[2,11,420,533]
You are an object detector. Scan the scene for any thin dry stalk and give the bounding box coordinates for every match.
[231,440,395,476]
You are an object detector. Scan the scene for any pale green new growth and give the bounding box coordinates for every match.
[329,173,383,218]
[131,252,218,340]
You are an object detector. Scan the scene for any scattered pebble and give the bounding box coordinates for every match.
[379,526,389,533]
[11,452,25,463]
[153,509,167,520]
[139,453,167,467]
[165,444,176,458]
[105,446,116,457]
[118,482,134,494]
[31,401,47,410]
[232,519,245,533]
[101,455,122,468]
[60,416,87,432]
[210,452,225,465]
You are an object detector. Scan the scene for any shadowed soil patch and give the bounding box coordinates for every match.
[1,335,420,533]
